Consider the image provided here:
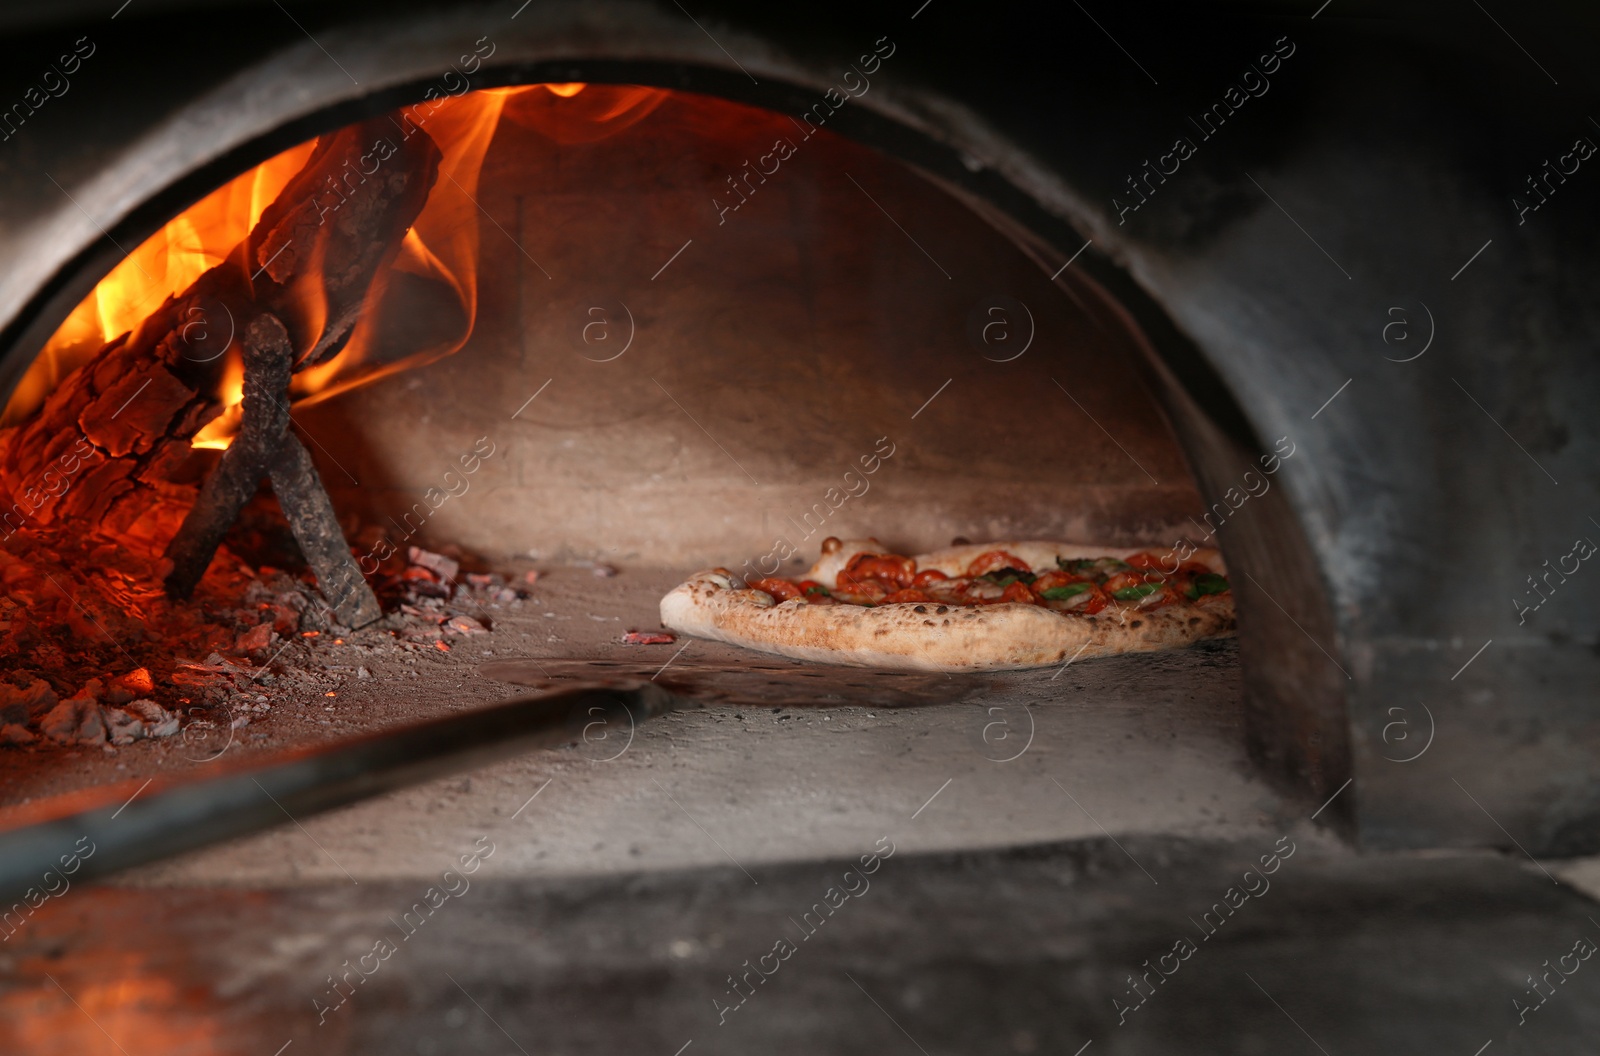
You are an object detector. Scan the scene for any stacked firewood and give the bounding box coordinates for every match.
[0,117,455,749]
[0,115,440,573]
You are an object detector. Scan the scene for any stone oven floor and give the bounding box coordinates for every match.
[1,561,1278,882]
[3,565,1598,1055]
[2,838,1596,1055]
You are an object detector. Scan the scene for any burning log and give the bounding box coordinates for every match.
[269,431,383,627]
[160,314,381,626]
[0,115,442,624]
[161,314,294,598]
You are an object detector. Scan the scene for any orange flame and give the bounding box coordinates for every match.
[1,142,314,429]
[2,83,671,444]
[189,354,244,450]
[289,86,515,409]
[502,82,668,144]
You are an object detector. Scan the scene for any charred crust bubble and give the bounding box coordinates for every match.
[914,605,927,613]
[1130,620,1143,629]
[935,606,948,614]
[1188,617,1200,626]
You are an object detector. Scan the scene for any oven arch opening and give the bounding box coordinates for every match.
[0,33,1350,833]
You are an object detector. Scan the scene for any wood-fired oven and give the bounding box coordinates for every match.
[0,2,1595,1053]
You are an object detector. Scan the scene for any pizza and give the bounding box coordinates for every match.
[659,536,1235,672]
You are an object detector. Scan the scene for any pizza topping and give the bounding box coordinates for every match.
[956,577,1007,602]
[1102,569,1184,609]
[921,578,975,606]
[1058,556,1130,577]
[839,552,917,590]
[797,580,839,605]
[966,550,1033,577]
[1187,572,1230,599]
[833,577,894,605]
[748,576,805,602]
[980,568,1036,587]
[744,544,1228,620]
[1048,585,1111,613]
[1028,570,1080,593]
[999,582,1037,605]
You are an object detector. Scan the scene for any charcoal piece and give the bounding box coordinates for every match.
[269,434,382,629]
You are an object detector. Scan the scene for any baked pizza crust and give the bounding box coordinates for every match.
[660,539,1235,672]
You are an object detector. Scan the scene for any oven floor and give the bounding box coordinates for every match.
[5,577,1598,1055]
[2,563,1267,883]
[2,839,1596,1056]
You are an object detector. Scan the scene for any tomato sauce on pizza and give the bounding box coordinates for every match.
[746,548,1230,616]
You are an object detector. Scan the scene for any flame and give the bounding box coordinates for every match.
[189,354,244,449]
[289,87,514,408]
[501,82,668,143]
[3,83,672,443]
[2,142,315,429]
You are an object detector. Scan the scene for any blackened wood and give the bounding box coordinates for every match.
[0,117,442,531]
[161,314,293,599]
[249,115,443,367]
[268,432,382,628]
[163,309,382,627]
[3,116,442,627]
